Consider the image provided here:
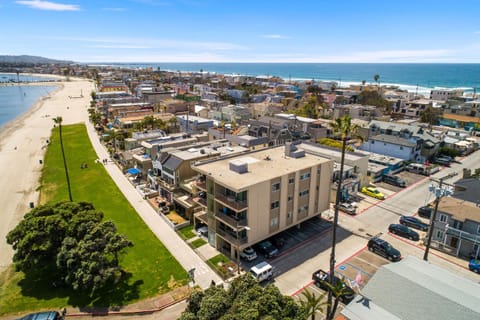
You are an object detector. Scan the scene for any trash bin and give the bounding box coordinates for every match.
[29,202,34,208]
[39,159,43,164]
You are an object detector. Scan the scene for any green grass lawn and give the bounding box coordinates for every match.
[190,238,207,249]
[177,224,196,240]
[207,254,236,280]
[0,124,188,316]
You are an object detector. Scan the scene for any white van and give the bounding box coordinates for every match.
[250,261,274,282]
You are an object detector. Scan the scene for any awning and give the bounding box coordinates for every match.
[446,227,480,244]
[127,168,140,175]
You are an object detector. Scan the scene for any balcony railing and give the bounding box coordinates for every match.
[192,196,207,207]
[215,192,248,212]
[194,207,207,224]
[195,179,206,191]
[156,177,177,191]
[215,211,247,229]
[216,227,248,246]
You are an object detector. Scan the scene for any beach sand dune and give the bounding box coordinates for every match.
[0,78,95,273]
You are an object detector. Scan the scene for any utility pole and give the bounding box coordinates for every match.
[423,172,456,261]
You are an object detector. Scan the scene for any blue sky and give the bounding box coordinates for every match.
[1,0,480,63]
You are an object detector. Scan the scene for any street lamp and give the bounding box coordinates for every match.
[236,225,250,275]
[423,173,455,261]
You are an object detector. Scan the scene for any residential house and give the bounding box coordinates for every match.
[190,143,333,260]
[360,120,440,162]
[177,115,215,134]
[431,196,480,259]
[333,104,383,121]
[430,89,464,101]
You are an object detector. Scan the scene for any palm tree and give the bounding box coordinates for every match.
[326,115,361,320]
[53,116,73,201]
[373,74,380,86]
[322,277,354,320]
[299,290,327,320]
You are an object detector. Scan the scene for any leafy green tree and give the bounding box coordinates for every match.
[180,274,305,319]
[326,115,361,320]
[298,290,326,320]
[357,90,393,112]
[53,116,73,201]
[6,201,132,294]
[57,221,132,292]
[420,105,441,126]
[143,115,155,130]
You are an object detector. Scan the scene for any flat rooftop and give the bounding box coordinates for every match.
[193,145,332,191]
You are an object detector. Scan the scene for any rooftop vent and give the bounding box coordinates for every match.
[229,159,248,174]
[285,141,305,158]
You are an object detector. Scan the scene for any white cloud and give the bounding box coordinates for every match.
[16,0,80,11]
[261,34,290,39]
[88,45,151,49]
[48,36,247,51]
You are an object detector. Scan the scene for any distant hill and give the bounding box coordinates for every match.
[0,55,73,64]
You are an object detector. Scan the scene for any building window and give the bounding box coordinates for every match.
[299,189,309,197]
[477,225,480,234]
[288,195,293,202]
[400,146,403,150]
[298,205,308,214]
[436,230,444,239]
[289,177,295,184]
[371,140,375,144]
[271,201,280,210]
[300,173,311,180]
[272,182,280,192]
[270,216,279,227]
[287,211,292,219]
[439,214,448,223]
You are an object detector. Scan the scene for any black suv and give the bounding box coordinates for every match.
[255,240,279,258]
[382,174,406,187]
[418,206,432,219]
[367,237,401,261]
[388,223,420,241]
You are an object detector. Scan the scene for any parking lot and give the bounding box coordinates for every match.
[376,170,428,192]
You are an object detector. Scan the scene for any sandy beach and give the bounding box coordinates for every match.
[0,77,95,273]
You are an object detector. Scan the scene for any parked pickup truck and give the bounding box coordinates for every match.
[312,269,355,303]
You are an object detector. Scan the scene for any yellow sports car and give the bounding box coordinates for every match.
[361,186,385,200]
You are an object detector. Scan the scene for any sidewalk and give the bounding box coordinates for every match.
[83,119,222,289]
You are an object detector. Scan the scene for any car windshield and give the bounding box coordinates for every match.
[373,189,380,194]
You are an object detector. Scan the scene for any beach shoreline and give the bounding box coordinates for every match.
[0,76,95,273]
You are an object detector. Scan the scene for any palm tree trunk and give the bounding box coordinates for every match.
[327,137,347,320]
[58,123,73,201]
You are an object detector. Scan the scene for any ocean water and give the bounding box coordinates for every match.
[101,62,480,96]
[0,74,57,129]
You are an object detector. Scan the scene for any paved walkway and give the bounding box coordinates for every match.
[83,119,223,290]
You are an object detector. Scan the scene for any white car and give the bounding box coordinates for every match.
[240,247,258,261]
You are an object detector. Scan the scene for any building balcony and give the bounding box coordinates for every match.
[192,196,207,207]
[216,227,248,246]
[156,177,177,192]
[194,207,207,224]
[215,211,247,229]
[215,192,248,212]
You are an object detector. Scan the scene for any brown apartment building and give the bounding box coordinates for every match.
[191,142,333,260]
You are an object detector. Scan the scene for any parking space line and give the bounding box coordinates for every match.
[340,261,373,278]
[351,255,384,269]
[272,224,332,262]
[335,246,367,268]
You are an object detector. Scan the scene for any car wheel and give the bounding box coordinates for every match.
[409,236,413,240]
[388,256,393,261]
[368,247,373,252]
